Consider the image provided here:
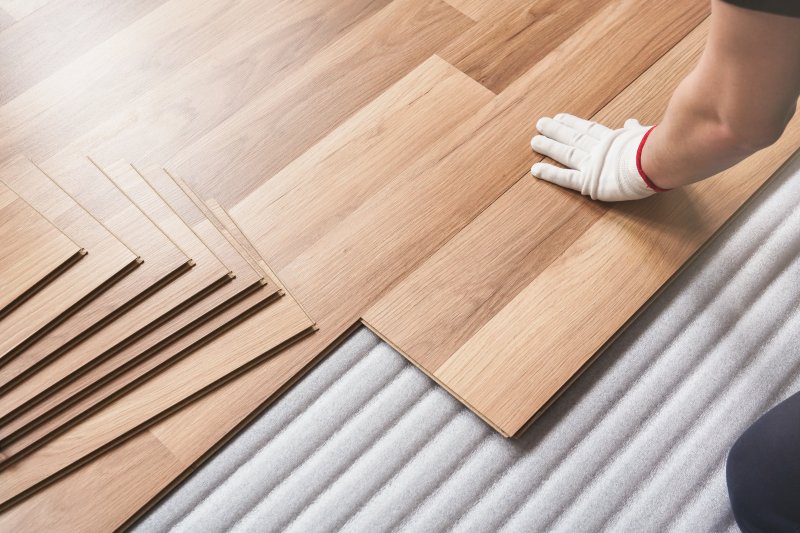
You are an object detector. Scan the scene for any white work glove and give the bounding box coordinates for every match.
[530,113,667,202]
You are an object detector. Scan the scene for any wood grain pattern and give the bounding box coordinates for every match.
[0,182,83,319]
[0,0,270,165]
[365,19,709,383]
[0,154,191,422]
[0,157,140,361]
[442,0,530,20]
[0,292,314,509]
[166,0,475,208]
[439,0,611,93]
[81,0,391,175]
[0,0,166,107]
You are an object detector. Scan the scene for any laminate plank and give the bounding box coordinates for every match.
[0,154,191,421]
[80,0,391,173]
[0,182,84,319]
[0,158,140,360]
[365,19,709,382]
[439,0,612,93]
[166,0,475,208]
[0,0,166,106]
[0,0,273,165]
[0,293,315,509]
[237,0,707,323]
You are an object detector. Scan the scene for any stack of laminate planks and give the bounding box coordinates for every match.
[0,155,315,510]
[0,0,799,530]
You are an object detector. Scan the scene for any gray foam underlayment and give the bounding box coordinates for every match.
[133,152,800,533]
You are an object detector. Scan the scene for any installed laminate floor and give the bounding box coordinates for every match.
[0,0,797,528]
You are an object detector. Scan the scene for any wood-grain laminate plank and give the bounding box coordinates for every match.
[166,0,475,208]
[237,0,707,322]
[0,155,191,421]
[0,158,140,360]
[365,19,709,382]
[0,292,314,509]
[0,182,84,319]
[438,124,800,436]
[0,0,166,106]
[439,0,612,93]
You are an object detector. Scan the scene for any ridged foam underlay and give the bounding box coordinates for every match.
[134,153,800,533]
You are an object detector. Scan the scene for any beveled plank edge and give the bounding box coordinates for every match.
[0,275,266,451]
[0,256,143,368]
[360,317,510,436]
[0,247,86,321]
[0,259,194,424]
[0,322,316,513]
[0,285,282,466]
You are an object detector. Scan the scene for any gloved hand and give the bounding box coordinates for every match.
[530,113,668,202]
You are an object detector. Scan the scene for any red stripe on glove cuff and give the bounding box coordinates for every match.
[636,125,670,193]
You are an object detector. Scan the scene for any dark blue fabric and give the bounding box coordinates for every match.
[727,390,800,533]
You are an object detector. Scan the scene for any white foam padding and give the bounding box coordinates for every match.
[134,153,800,533]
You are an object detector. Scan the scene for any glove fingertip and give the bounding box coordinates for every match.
[531,163,544,178]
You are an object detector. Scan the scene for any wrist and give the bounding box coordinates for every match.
[636,126,670,192]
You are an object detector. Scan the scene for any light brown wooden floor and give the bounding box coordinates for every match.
[0,0,798,529]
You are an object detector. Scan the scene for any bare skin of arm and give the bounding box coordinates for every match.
[643,0,800,190]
